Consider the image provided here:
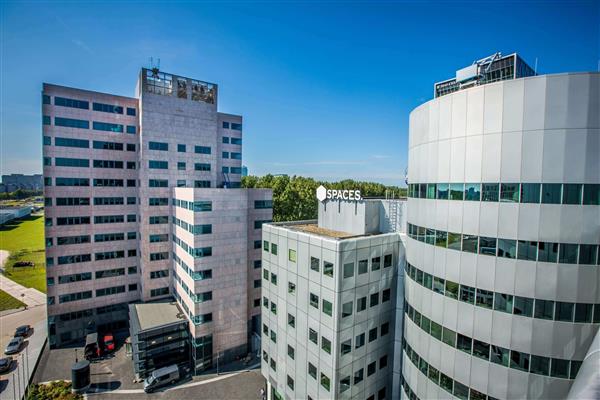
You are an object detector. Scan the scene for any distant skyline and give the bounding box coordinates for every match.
[1,1,598,186]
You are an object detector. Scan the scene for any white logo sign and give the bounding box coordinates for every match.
[316,185,362,202]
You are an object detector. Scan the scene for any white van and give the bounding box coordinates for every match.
[143,364,180,393]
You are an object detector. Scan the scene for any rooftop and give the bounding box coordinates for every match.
[131,302,186,331]
[270,220,377,240]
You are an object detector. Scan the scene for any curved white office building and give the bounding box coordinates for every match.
[402,72,600,399]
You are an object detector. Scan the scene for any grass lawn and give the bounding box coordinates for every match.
[0,289,26,311]
[0,214,47,293]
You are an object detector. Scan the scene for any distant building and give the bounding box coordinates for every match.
[1,174,43,191]
[242,165,249,177]
[0,206,32,225]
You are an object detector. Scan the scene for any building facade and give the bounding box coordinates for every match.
[403,71,600,399]
[261,197,406,400]
[42,69,272,373]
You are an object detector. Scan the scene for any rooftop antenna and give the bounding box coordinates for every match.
[149,57,161,78]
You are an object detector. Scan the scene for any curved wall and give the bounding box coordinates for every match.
[403,73,600,400]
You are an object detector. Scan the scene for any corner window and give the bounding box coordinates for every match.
[323,261,333,277]
[343,262,354,278]
[322,300,332,316]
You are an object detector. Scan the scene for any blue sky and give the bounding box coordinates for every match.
[1,1,598,186]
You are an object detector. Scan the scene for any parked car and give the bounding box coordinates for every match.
[4,337,24,355]
[144,364,180,393]
[14,325,31,338]
[0,357,13,374]
[102,333,115,353]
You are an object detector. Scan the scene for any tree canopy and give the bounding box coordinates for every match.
[242,175,406,222]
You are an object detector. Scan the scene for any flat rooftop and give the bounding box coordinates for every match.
[132,302,186,331]
[273,222,376,240]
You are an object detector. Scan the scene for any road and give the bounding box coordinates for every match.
[85,368,265,400]
[0,313,47,400]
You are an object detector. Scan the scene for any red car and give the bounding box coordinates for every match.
[102,334,115,353]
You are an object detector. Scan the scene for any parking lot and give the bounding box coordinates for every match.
[34,340,266,399]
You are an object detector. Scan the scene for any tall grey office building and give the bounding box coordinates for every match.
[261,53,600,400]
[42,68,272,373]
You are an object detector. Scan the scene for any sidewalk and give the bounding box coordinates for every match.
[0,275,46,308]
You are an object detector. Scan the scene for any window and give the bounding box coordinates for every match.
[383,254,392,268]
[149,160,168,169]
[270,330,276,343]
[149,141,168,151]
[457,334,472,353]
[447,232,461,250]
[464,183,481,200]
[490,345,509,367]
[371,256,381,271]
[287,375,294,391]
[288,249,296,262]
[270,358,276,371]
[445,281,459,299]
[270,301,277,314]
[563,184,582,205]
[579,245,598,265]
[442,328,455,347]
[149,179,168,187]
[380,355,388,369]
[270,273,277,285]
[358,259,368,274]
[195,146,211,154]
[287,313,295,328]
[530,355,550,376]
[450,183,464,200]
[56,157,92,168]
[127,107,136,116]
[340,376,350,393]
[436,183,449,199]
[559,243,578,264]
[93,102,123,114]
[43,136,51,146]
[476,289,493,309]
[551,358,570,378]
[381,289,392,303]
[542,183,562,204]
[583,184,599,205]
[323,261,333,277]
[510,350,530,372]
[574,303,594,323]
[55,97,89,109]
[308,363,317,379]
[310,257,319,272]
[343,262,354,278]
[126,126,136,134]
[309,328,318,345]
[482,183,499,201]
[367,361,376,376]
[93,121,123,133]
[521,183,541,203]
[518,240,538,261]
[538,242,559,263]
[497,239,516,258]
[555,302,574,322]
[500,183,520,202]
[271,243,277,255]
[341,339,351,355]
[370,293,379,307]
[322,300,332,316]
[321,336,331,354]
[479,236,497,256]
[435,230,447,247]
[514,296,533,317]
[354,368,363,384]
[287,345,295,359]
[195,163,211,171]
[355,333,365,349]
[231,123,242,131]
[368,327,377,342]
[288,282,296,294]
[381,322,389,336]
[473,339,490,360]
[310,293,319,309]
[357,297,367,312]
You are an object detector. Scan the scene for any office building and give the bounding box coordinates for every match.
[261,195,406,400]
[1,173,43,191]
[403,68,599,399]
[42,68,272,374]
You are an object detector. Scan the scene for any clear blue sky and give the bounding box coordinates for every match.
[1,1,598,186]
